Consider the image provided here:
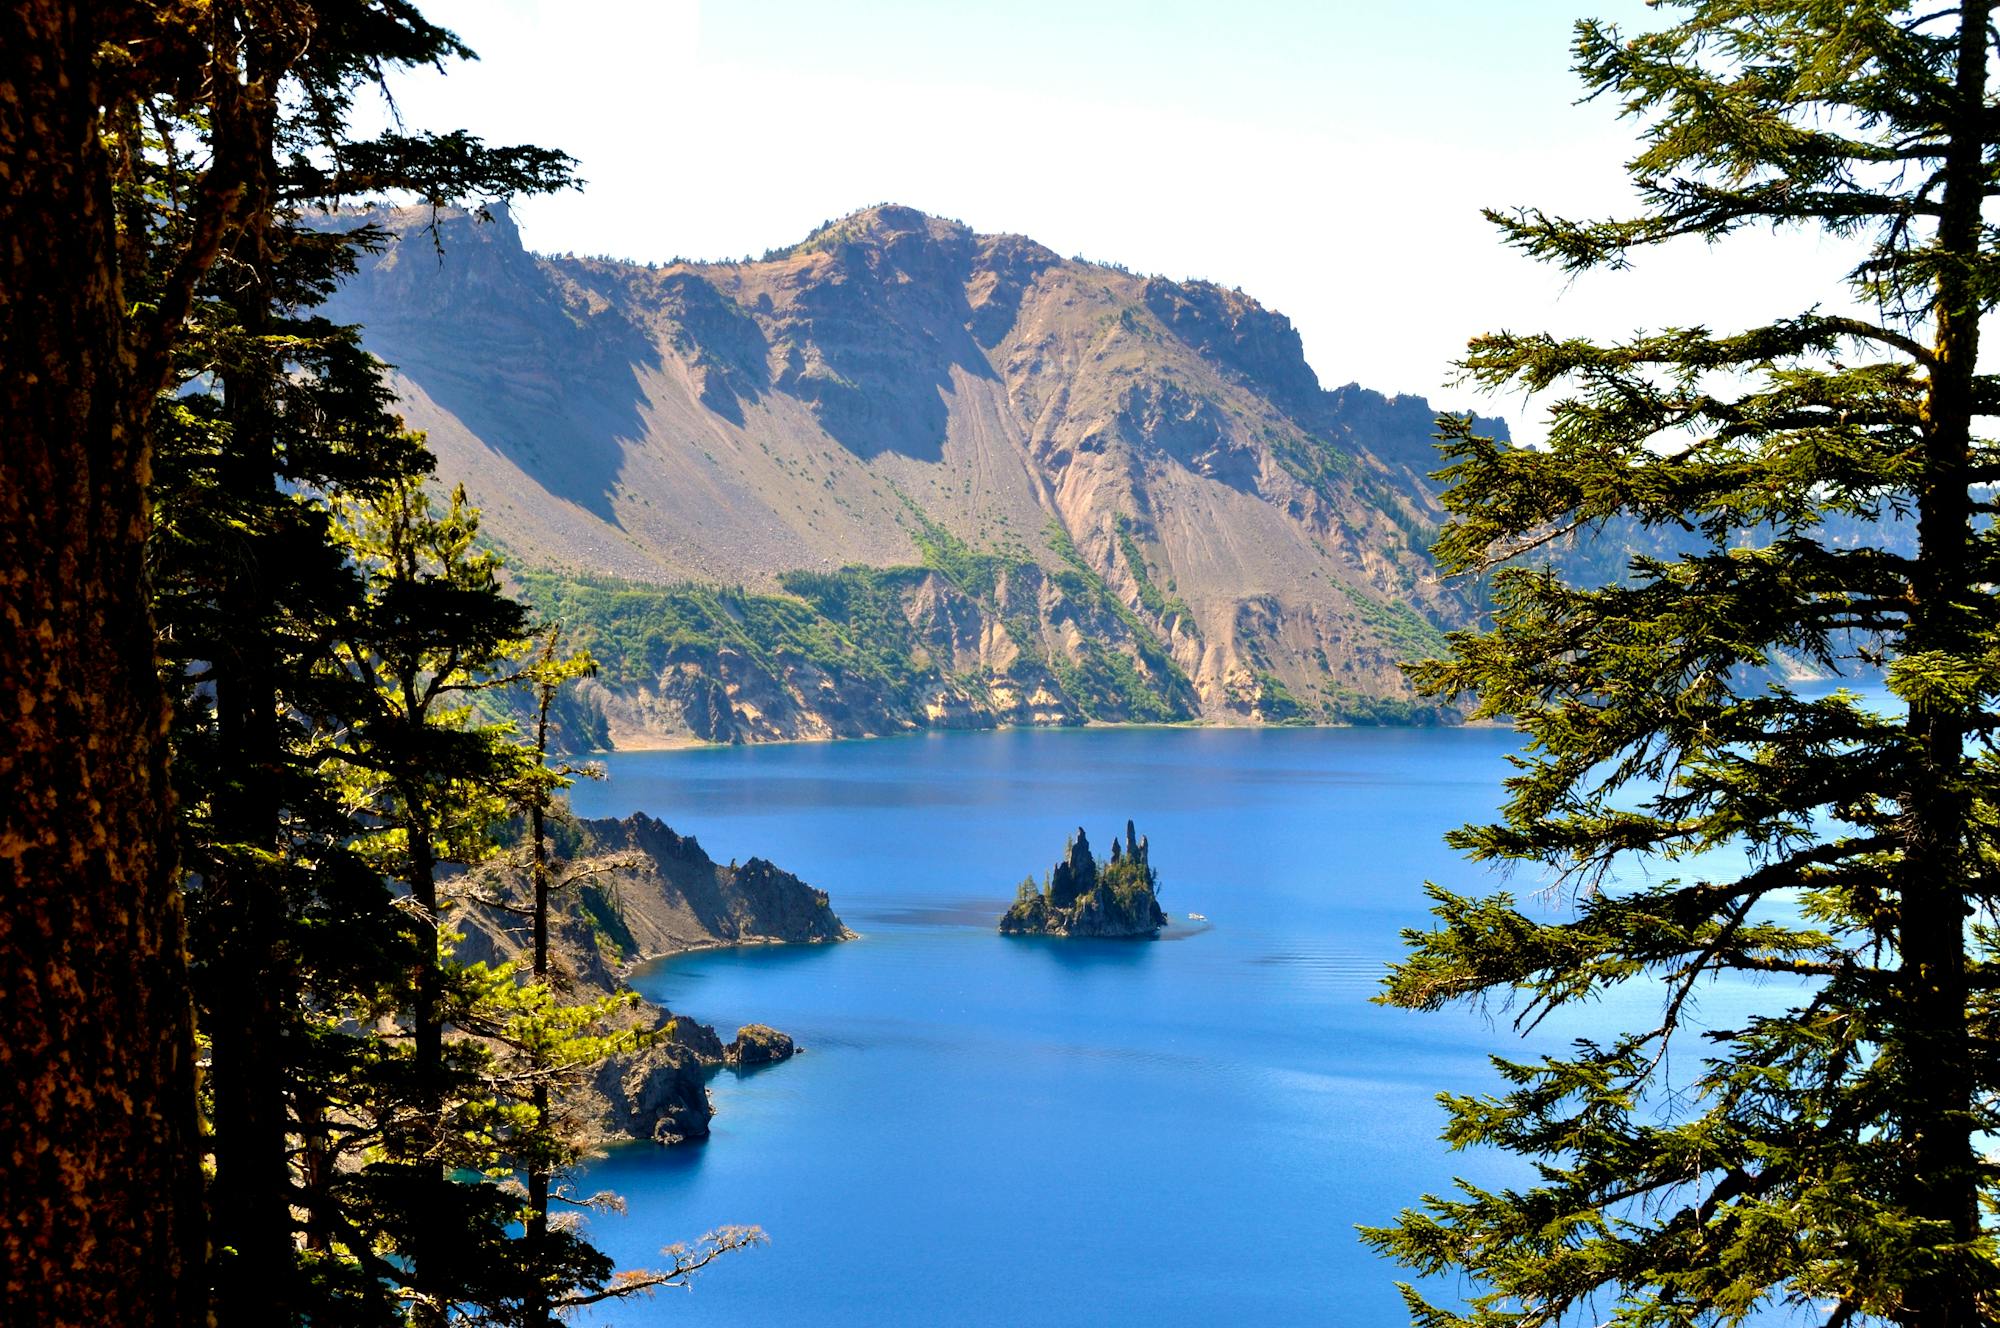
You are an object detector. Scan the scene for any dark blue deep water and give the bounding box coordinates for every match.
[560,726,1597,1325]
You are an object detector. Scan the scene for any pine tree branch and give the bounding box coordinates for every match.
[1640,899,1754,1078]
[551,1228,766,1307]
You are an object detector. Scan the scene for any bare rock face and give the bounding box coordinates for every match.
[1047,827,1098,909]
[322,202,1514,743]
[1001,820,1167,939]
[574,811,852,953]
[665,1013,727,1062]
[587,1043,711,1145]
[449,805,836,1146]
[725,1023,796,1067]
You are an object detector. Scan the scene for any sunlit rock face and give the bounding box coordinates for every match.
[321,203,1513,743]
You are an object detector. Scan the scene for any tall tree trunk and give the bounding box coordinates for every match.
[0,4,205,1324]
[204,91,297,1325]
[412,827,444,1118]
[407,802,448,1328]
[1896,4,1989,1324]
[526,651,556,1327]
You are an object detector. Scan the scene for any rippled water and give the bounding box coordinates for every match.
[560,725,1595,1324]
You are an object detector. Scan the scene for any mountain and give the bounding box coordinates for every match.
[324,203,1508,744]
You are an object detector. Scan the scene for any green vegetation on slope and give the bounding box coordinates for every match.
[1337,582,1450,663]
[514,570,924,696]
[1263,424,1355,503]
[515,515,1466,735]
[1039,519,1196,721]
[1114,516,1193,626]
[514,500,1204,728]
[904,505,1012,601]
[1099,853,1160,915]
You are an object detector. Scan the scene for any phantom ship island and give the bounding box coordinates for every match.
[999,821,1167,939]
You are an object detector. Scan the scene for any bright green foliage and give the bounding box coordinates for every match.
[1250,671,1303,721]
[116,3,750,1320]
[1364,4,2000,1326]
[323,483,740,1323]
[1041,519,1197,719]
[513,505,1201,726]
[515,569,929,694]
[877,497,1196,718]
[452,953,653,1322]
[909,507,1014,601]
[505,625,633,1327]
[330,478,536,896]
[325,476,557,1320]
[1338,582,1451,665]
[1098,854,1161,916]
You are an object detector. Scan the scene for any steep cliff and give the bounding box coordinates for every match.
[323,203,1511,742]
[452,806,849,1146]
[567,811,852,953]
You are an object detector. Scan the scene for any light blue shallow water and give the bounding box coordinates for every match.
[559,725,1645,1325]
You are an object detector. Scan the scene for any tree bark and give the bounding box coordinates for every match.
[526,661,555,1327]
[1895,4,1990,1324]
[204,87,298,1324]
[0,5,205,1324]
[407,803,448,1328]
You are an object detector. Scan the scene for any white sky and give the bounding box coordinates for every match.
[369,0,1869,439]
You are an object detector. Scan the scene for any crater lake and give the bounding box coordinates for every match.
[567,724,1647,1325]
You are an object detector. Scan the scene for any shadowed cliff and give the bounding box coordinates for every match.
[324,203,1514,741]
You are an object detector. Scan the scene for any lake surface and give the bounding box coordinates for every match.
[562,725,1614,1325]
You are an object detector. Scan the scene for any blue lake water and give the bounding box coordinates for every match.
[561,725,1680,1325]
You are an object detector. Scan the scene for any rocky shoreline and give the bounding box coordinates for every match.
[455,808,852,1147]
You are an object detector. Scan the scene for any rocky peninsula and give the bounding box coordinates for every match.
[454,807,851,1146]
[999,821,1167,938]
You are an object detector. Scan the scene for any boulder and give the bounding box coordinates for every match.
[726,1023,796,1067]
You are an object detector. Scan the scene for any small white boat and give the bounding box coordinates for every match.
[1188,912,1207,922]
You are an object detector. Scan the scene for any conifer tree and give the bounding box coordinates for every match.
[516,627,596,1327]
[135,11,572,1318]
[325,486,758,1322]
[444,627,765,1324]
[326,475,541,1321]
[1367,3,2000,1325]
[4,5,312,1318]
[7,4,745,1321]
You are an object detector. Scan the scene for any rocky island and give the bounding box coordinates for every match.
[999,821,1167,938]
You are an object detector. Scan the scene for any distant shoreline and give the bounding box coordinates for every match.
[598,714,1498,754]
[618,930,854,976]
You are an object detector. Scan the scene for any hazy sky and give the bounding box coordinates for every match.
[370,1,1862,435]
